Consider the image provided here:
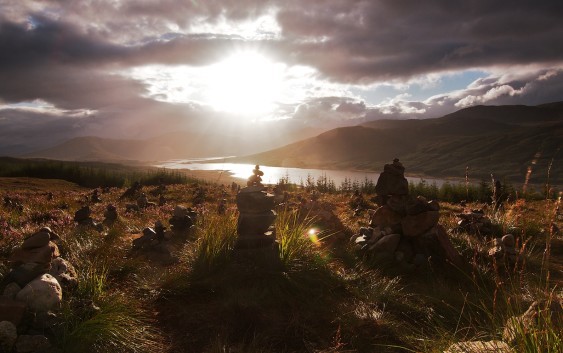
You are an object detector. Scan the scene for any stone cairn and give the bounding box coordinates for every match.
[235,165,279,255]
[454,209,493,236]
[1,227,77,352]
[103,204,118,224]
[169,205,197,232]
[74,205,102,230]
[351,159,464,270]
[488,233,519,266]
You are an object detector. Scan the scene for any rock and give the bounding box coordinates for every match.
[2,282,21,299]
[237,211,277,235]
[236,191,275,213]
[428,200,440,211]
[355,235,367,244]
[386,195,408,214]
[501,234,515,248]
[444,340,512,353]
[395,237,415,263]
[503,298,563,345]
[74,206,91,223]
[5,263,50,288]
[103,204,118,222]
[401,211,440,237]
[21,231,50,249]
[0,297,27,326]
[375,159,409,197]
[435,225,466,269]
[405,196,428,215]
[15,334,51,353]
[370,205,402,228]
[369,233,401,254]
[16,274,62,312]
[0,321,17,352]
[9,242,59,266]
[48,258,78,289]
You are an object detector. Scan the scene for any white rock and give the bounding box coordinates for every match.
[15,274,62,312]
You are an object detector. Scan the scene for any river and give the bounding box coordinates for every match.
[155,160,455,187]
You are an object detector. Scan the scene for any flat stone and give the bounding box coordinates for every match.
[9,242,59,265]
[401,211,440,237]
[370,205,402,228]
[445,340,513,353]
[369,233,401,254]
[5,263,48,288]
[239,185,266,193]
[21,231,50,249]
[236,191,275,213]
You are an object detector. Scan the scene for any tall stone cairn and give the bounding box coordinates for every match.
[235,165,278,251]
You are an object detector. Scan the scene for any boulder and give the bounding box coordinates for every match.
[16,274,62,312]
[369,233,401,255]
[237,211,277,235]
[370,205,402,228]
[236,191,275,213]
[15,335,51,353]
[435,225,466,269]
[401,211,440,237]
[0,321,17,352]
[21,231,50,249]
[48,258,78,289]
[2,283,21,299]
[9,242,59,266]
[4,263,49,288]
[0,297,27,326]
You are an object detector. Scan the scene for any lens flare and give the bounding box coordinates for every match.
[307,228,320,245]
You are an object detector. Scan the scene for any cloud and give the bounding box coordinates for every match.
[0,0,562,155]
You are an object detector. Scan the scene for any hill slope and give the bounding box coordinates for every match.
[234,103,563,184]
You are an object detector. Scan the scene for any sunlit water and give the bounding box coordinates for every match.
[155,160,453,187]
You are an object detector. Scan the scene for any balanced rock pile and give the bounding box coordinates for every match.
[454,209,493,236]
[235,166,278,251]
[1,227,77,352]
[488,234,519,265]
[132,221,179,265]
[168,205,197,231]
[352,159,464,269]
[74,205,102,230]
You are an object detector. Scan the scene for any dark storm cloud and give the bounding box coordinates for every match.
[276,0,563,82]
[1,0,562,155]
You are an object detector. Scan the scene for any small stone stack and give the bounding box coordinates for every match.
[1,228,77,351]
[235,166,278,254]
[169,205,196,231]
[103,204,118,224]
[488,234,518,265]
[352,159,464,270]
[7,227,60,288]
[454,209,493,236]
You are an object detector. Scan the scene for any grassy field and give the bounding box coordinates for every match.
[0,177,561,352]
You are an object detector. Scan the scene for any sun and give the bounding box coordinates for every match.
[204,51,284,117]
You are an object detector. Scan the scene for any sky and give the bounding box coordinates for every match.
[1,0,563,154]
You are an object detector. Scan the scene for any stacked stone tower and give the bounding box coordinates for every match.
[235,165,278,252]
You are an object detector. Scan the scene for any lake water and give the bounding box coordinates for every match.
[155,160,455,187]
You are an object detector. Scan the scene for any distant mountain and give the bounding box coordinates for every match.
[233,103,563,185]
[26,125,324,162]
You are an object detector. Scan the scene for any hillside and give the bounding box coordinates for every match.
[25,124,324,162]
[233,103,563,184]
